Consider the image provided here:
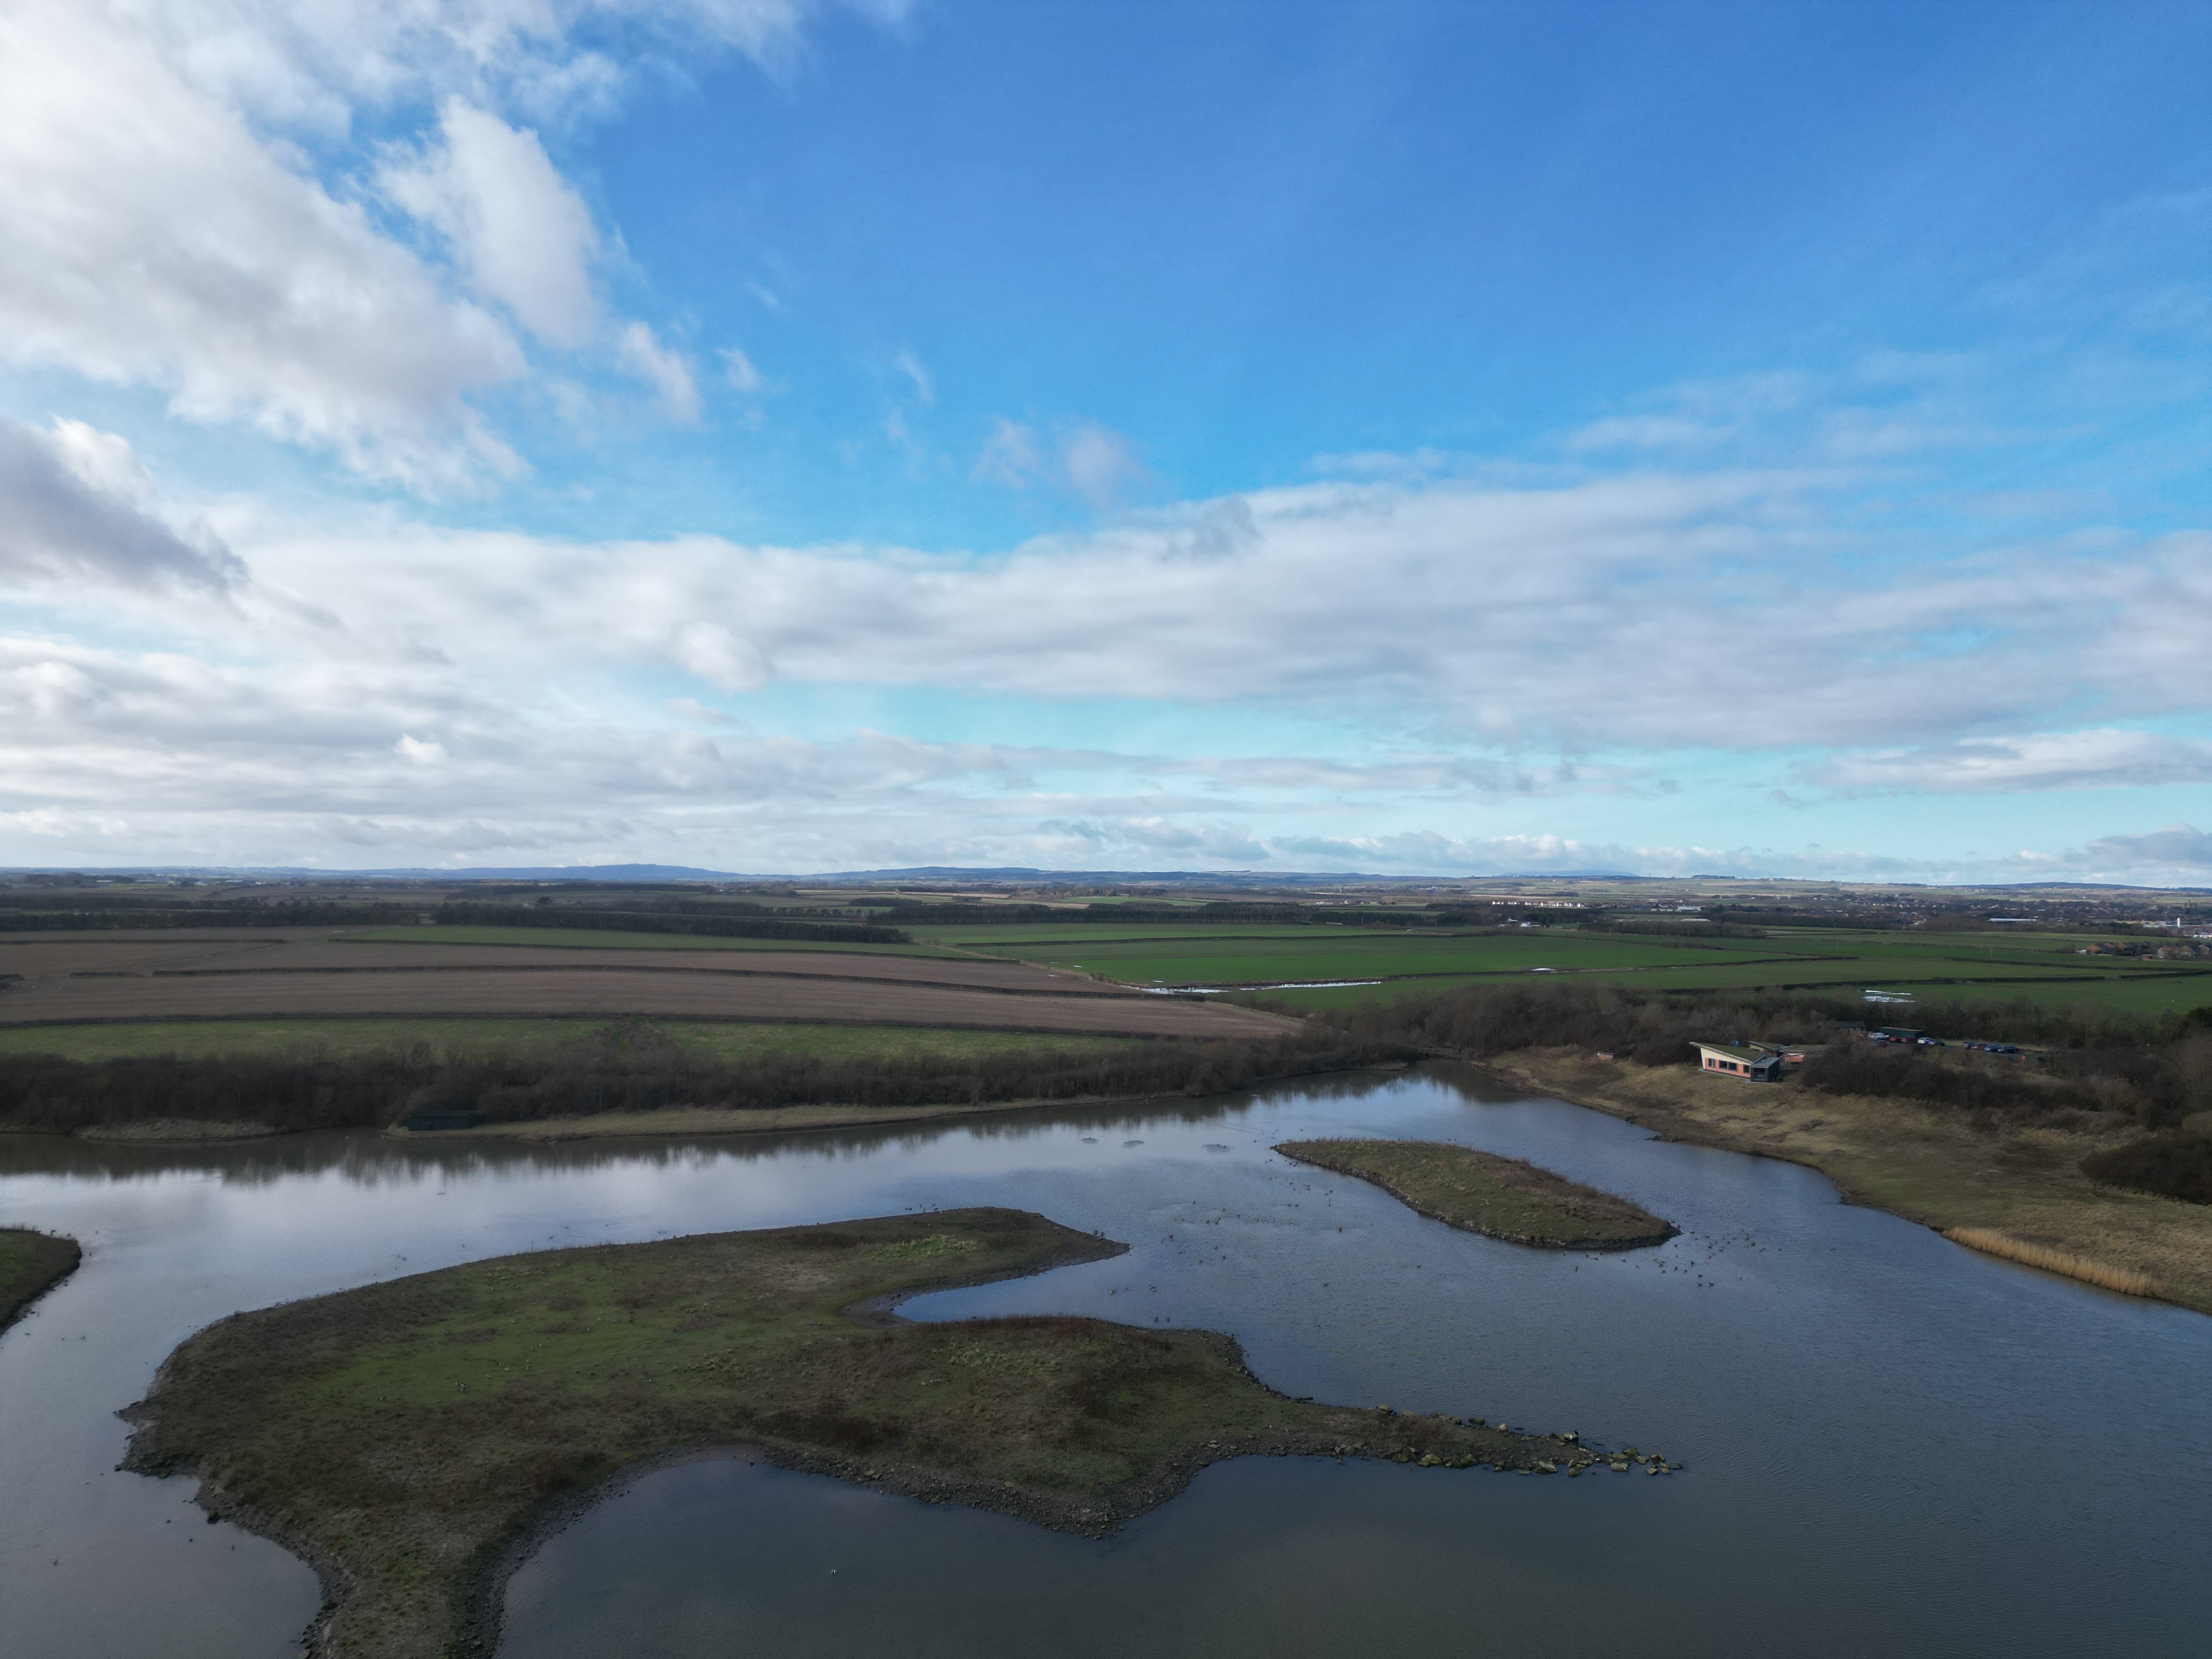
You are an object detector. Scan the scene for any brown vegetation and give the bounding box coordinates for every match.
[0,965,1288,1039]
[1276,1138,1675,1249]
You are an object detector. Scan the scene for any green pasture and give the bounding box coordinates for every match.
[957,930,1789,986]
[0,1018,1137,1065]
[335,924,963,957]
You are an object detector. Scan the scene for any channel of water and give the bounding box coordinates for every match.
[1,1064,2204,1657]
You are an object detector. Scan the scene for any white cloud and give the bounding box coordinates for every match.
[720,346,768,394]
[1060,422,1142,509]
[1811,730,2212,794]
[973,417,1142,507]
[0,415,244,591]
[0,1,527,490]
[617,323,703,423]
[2078,823,2212,873]
[0,1,894,490]
[669,620,770,691]
[973,418,1043,488]
[2,445,2208,876]
[381,99,602,348]
[894,346,934,406]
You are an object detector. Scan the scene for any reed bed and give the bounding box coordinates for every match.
[1944,1227,2162,1297]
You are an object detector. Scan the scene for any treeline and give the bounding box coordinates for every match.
[0,902,419,931]
[430,905,909,944]
[0,1025,1410,1137]
[1310,983,1850,1068]
[1580,917,1768,940]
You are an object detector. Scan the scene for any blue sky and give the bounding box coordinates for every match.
[1,1,2207,881]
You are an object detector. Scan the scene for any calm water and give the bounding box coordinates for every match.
[1,1064,2205,1658]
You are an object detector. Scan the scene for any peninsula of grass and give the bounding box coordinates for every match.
[1277,1138,1678,1249]
[1,1227,81,1333]
[123,1209,1581,1659]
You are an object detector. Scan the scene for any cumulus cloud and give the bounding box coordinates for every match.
[973,417,1143,507]
[0,416,244,591]
[0,2,528,489]
[381,99,603,348]
[2077,823,2212,873]
[617,323,703,423]
[0,1,890,489]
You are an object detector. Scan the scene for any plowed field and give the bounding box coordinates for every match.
[0,930,1294,1040]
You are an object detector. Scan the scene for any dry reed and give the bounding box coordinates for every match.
[1944,1227,2162,1297]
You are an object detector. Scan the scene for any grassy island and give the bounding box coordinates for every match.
[123,1209,1586,1659]
[1,1227,80,1333]
[1277,1138,1678,1249]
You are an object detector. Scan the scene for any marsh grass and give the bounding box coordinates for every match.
[123,1209,1562,1659]
[1945,1227,2163,1297]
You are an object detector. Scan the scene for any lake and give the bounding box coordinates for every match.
[1,1063,2204,1657]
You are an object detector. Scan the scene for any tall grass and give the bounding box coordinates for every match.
[1943,1228,2162,1297]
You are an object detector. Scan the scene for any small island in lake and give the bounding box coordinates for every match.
[1277,1139,1678,1249]
[123,1208,1592,1659]
[1,1227,80,1333]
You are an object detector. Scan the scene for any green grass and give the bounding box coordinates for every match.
[336,924,965,957]
[1277,1140,1677,1249]
[123,1210,1573,1659]
[966,932,1787,986]
[1,1228,80,1333]
[1206,928,2212,1017]
[0,1018,1142,1065]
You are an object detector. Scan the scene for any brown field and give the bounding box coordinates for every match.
[0,930,1294,1041]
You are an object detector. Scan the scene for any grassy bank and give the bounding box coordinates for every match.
[0,1017,1137,1066]
[123,1210,1586,1659]
[1478,1048,2212,1313]
[1,1227,80,1333]
[1276,1139,1675,1249]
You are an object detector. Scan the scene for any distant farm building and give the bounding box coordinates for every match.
[1692,1041,1785,1082]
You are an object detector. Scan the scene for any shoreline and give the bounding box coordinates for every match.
[1465,1048,2212,1316]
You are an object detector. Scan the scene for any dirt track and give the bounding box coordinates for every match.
[0,932,1295,1040]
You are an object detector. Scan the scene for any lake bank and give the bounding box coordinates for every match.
[1475,1047,2212,1313]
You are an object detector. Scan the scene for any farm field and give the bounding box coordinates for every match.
[1243,935,2210,1017]
[0,1017,1140,1065]
[340,924,967,957]
[0,929,1294,1042]
[945,928,1792,985]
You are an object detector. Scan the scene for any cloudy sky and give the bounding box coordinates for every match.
[2,1,2208,882]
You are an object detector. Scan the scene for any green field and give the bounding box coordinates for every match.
[0,1018,1139,1065]
[336,924,966,956]
[945,928,1787,985]
[906,919,2212,1018]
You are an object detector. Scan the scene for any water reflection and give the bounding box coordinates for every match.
[2,1064,2205,1659]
